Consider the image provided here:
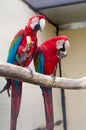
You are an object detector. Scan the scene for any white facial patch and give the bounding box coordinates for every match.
[56,40,64,50]
[31,17,39,23]
[30,17,39,29]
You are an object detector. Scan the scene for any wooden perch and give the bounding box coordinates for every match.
[0,62,86,89]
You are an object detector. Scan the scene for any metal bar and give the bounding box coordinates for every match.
[59,60,67,130]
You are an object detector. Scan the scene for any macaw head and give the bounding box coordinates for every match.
[27,15,46,31]
[56,36,70,59]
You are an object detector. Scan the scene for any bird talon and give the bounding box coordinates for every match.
[0,85,10,97]
[50,74,56,81]
[7,88,10,97]
[0,79,11,97]
[28,67,33,78]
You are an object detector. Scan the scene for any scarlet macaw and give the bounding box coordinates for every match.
[34,36,70,130]
[0,15,46,130]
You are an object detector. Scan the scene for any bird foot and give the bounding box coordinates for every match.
[49,74,56,81]
[27,67,33,78]
[0,79,11,97]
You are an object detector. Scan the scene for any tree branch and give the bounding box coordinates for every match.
[0,62,86,89]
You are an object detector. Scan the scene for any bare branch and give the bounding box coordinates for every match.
[0,62,86,89]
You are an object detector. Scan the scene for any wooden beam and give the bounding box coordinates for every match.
[0,62,86,89]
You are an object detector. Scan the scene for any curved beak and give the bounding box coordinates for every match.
[34,18,46,31]
[39,18,46,30]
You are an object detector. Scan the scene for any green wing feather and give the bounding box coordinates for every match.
[7,30,24,64]
[34,52,44,74]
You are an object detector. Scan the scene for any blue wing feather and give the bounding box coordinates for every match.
[7,30,24,64]
[35,52,44,74]
[6,30,24,89]
[34,52,51,93]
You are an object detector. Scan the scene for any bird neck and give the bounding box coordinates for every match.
[25,26,37,35]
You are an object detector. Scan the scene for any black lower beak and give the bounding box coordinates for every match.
[58,51,67,59]
[34,21,41,31]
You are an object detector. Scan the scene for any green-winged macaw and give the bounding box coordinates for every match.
[0,15,46,130]
[34,36,70,130]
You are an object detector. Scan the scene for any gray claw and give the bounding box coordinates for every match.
[0,79,11,97]
[28,67,33,78]
[50,74,56,81]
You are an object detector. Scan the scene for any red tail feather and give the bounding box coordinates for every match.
[10,81,22,130]
[43,88,54,130]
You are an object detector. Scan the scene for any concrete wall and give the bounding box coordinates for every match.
[60,28,86,130]
[0,0,63,130]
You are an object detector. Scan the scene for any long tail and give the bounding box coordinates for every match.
[42,87,54,130]
[10,80,22,130]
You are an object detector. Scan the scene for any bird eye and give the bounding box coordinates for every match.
[32,17,38,23]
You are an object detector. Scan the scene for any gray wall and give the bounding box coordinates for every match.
[60,28,86,130]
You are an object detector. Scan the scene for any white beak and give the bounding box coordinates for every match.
[40,18,46,30]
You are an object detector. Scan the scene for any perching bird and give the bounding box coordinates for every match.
[0,15,46,130]
[34,36,70,130]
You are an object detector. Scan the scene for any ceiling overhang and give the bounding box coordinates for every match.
[23,0,86,10]
[23,0,86,30]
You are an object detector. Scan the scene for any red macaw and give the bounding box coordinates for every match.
[0,15,46,130]
[34,36,70,130]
